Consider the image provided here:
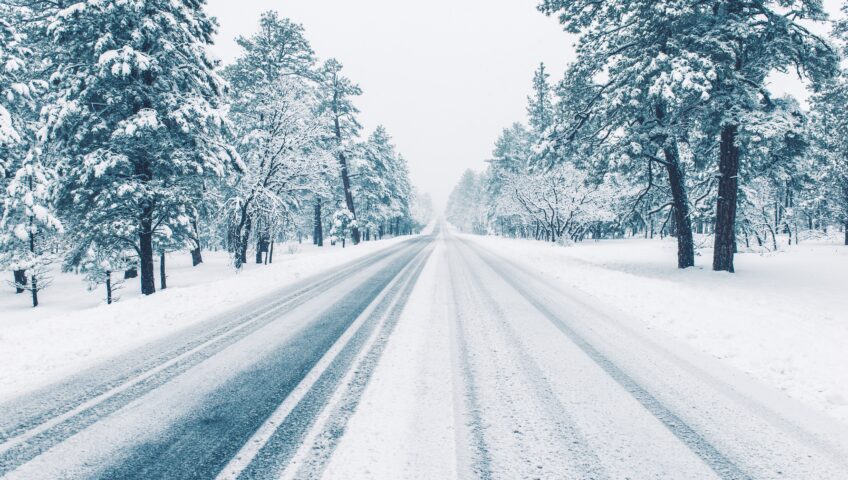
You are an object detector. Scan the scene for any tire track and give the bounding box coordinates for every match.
[453,243,608,479]
[280,243,435,480]
[444,246,495,480]
[459,237,751,480]
[0,238,423,477]
[448,241,606,479]
[87,240,433,480]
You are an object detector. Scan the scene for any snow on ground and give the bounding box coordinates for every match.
[462,232,848,424]
[323,239,457,480]
[0,237,411,402]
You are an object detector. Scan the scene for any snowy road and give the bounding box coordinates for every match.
[2,226,848,479]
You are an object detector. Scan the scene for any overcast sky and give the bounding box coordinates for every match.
[205,0,843,208]
[205,0,575,208]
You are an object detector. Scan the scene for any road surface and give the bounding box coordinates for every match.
[1,226,847,479]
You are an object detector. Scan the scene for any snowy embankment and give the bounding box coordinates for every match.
[462,233,848,423]
[0,238,411,402]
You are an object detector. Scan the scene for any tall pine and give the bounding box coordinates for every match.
[45,0,236,295]
[319,59,363,245]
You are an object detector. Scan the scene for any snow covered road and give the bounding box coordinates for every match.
[325,230,848,479]
[0,234,434,479]
[2,226,848,479]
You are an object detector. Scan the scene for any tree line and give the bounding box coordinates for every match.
[0,2,429,307]
[447,0,848,272]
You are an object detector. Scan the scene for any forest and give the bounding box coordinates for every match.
[447,0,848,272]
[0,3,431,307]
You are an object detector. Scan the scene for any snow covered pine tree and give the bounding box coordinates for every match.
[44,0,237,294]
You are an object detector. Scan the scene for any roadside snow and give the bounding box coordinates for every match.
[0,238,411,402]
[463,233,848,424]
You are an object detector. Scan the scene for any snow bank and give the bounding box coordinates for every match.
[0,238,411,401]
[463,233,848,423]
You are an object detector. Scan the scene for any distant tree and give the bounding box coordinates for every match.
[485,123,533,235]
[410,190,435,231]
[447,170,488,234]
[353,126,413,239]
[526,63,555,167]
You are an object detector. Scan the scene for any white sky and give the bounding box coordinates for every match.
[205,0,843,208]
[206,0,575,208]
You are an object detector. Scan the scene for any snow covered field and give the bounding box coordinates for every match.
[0,238,410,402]
[461,233,848,424]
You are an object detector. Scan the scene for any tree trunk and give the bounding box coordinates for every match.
[190,218,203,266]
[13,270,26,294]
[106,271,113,305]
[268,240,274,264]
[713,124,740,272]
[844,221,847,246]
[256,238,265,264]
[664,145,695,269]
[238,216,252,268]
[139,206,156,295]
[314,200,324,247]
[31,274,38,307]
[191,247,203,267]
[159,252,167,290]
[337,151,360,245]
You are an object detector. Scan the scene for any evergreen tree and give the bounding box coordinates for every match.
[811,7,848,245]
[447,170,488,234]
[687,0,838,271]
[223,12,332,268]
[353,126,409,239]
[539,0,838,271]
[538,1,711,268]
[526,62,555,168]
[0,148,63,307]
[319,59,363,245]
[0,12,26,156]
[1,3,55,295]
[45,0,236,295]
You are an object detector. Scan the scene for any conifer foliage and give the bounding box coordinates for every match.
[0,4,422,305]
[448,0,848,271]
[44,0,236,295]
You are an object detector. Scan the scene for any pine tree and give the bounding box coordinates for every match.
[686,0,839,271]
[223,12,332,268]
[0,13,25,155]
[447,170,488,234]
[486,123,533,235]
[1,3,53,295]
[0,148,63,307]
[527,63,554,152]
[330,208,355,247]
[45,0,236,295]
[319,59,363,245]
[811,12,848,246]
[538,3,708,268]
[353,126,401,239]
[539,0,838,270]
